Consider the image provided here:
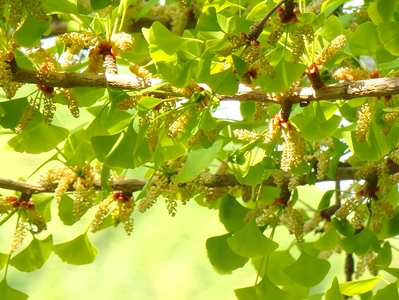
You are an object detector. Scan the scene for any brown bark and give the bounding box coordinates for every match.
[11,67,399,104]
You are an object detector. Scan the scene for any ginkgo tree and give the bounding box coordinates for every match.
[0,0,399,298]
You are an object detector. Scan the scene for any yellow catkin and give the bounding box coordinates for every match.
[315,34,346,66]
[356,102,372,142]
[332,67,369,81]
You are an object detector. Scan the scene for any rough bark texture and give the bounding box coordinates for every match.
[11,67,399,104]
[0,166,357,195]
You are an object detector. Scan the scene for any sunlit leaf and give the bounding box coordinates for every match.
[8,123,69,154]
[340,228,381,255]
[90,0,111,10]
[339,277,381,296]
[314,227,341,251]
[235,276,290,300]
[42,0,79,14]
[53,233,98,265]
[320,15,343,41]
[174,140,223,183]
[91,133,122,162]
[206,233,248,273]
[283,251,330,287]
[256,60,306,93]
[378,265,399,278]
[317,190,335,211]
[321,0,348,16]
[253,250,310,298]
[376,242,392,267]
[372,282,399,300]
[197,7,222,31]
[0,279,28,300]
[227,219,278,258]
[10,235,53,272]
[58,194,78,226]
[147,22,201,61]
[325,277,344,300]
[14,14,51,47]
[292,113,341,142]
[246,1,268,21]
[350,22,378,56]
[377,22,399,56]
[32,194,53,222]
[368,0,399,24]
[104,123,137,168]
[342,118,391,161]
[219,194,250,232]
[332,218,355,236]
[0,252,8,271]
[378,206,399,239]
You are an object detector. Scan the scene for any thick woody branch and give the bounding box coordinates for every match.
[10,67,399,104]
[0,166,357,195]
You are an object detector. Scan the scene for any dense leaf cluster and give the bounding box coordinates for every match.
[0,0,399,299]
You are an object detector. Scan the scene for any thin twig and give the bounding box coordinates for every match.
[248,0,285,41]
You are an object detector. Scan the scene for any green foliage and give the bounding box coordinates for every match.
[53,233,98,265]
[1,0,399,298]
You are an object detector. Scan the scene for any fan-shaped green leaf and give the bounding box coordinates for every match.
[53,233,98,265]
[283,251,330,287]
[325,277,344,300]
[377,22,399,56]
[8,123,69,154]
[340,228,381,255]
[0,279,28,300]
[227,219,278,258]
[339,277,381,296]
[174,140,223,183]
[206,233,248,273]
[235,276,290,300]
[219,194,250,232]
[372,282,399,300]
[10,235,53,272]
[315,227,341,251]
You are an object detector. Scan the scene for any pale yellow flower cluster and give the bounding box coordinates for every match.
[356,102,372,142]
[0,51,22,99]
[0,196,14,214]
[111,32,135,52]
[280,206,305,243]
[281,128,305,172]
[369,200,394,233]
[233,129,262,142]
[256,207,277,226]
[291,24,314,63]
[315,34,346,66]
[59,32,98,55]
[332,67,369,81]
[168,112,190,138]
[355,251,377,279]
[8,222,27,253]
[58,88,80,118]
[15,97,39,132]
[165,3,188,36]
[335,197,359,219]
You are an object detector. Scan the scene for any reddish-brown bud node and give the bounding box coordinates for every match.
[273,197,289,206]
[152,103,163,111]
[369,70,379,79]
[37,84,54,95]
[110,46,120,57]
[39,62,49,72]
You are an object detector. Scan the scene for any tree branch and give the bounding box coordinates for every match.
[10,67,399,104]
[0,166,358,195]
